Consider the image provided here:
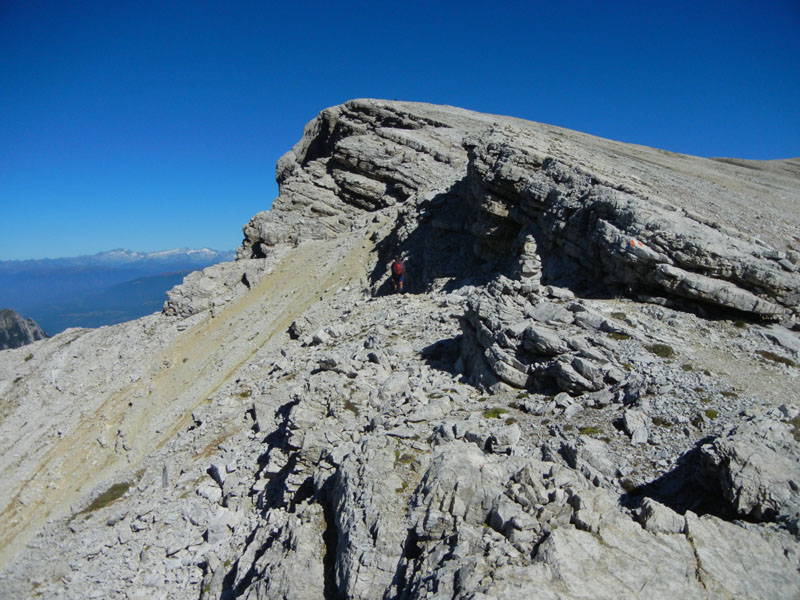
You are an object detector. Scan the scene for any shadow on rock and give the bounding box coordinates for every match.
[420,337,464,380]
[621,440,741,521]
[369,180,499,296]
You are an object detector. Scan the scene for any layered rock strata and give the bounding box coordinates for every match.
[242,100,800,321]
[0,100,799,599]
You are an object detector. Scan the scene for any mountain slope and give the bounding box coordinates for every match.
[0,100,798,599]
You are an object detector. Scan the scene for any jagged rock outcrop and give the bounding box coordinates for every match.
[698,417,800,525]
[240,99,799,395]
[0,308,47,350]
[163,256,279,318]
[242,100,799,319]
[1,100,799,599]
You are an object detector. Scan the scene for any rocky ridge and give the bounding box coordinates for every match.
[0,100,799,599]
[0,308,48,350]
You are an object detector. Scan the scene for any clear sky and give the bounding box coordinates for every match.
[1,0,798,260]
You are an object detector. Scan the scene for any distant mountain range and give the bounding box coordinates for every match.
[0,248,234,271]
[0,248,235,335]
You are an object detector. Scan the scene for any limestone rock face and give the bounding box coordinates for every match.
[1,100,799,600]
[0,308,47,349]
[242,100,799,321]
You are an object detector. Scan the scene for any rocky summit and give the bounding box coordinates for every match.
[1,99,799,599]
[0,308,47,350]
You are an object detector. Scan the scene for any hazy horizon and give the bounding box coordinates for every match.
[0,246,237,264]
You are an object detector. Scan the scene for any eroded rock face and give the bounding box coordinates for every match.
[463,138,797,317]
[1,100,799,599]
[238,99,799,398]
[242,100,799,322]
[0,308,47,349]
[698,417,800,524]
[239,101,472,256]
[162,256,281,318]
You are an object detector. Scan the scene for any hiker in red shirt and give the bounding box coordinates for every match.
[391,256,405,293]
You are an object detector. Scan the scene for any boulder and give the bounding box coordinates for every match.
[698,419,800,522]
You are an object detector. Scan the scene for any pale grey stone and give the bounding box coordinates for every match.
[762,324,800,355]
[379,371,410,402]
[489,423,522,454]
[310,328,332,346]
[698,419,800,522]
[522,325,569,355]
[2,99,799,600]
[528,302,574,324]
[685,512,800,598]
[653,263,785,317]
[623,409,649,445]
[638,498,685,534]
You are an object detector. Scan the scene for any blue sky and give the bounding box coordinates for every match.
[1,0,798,260]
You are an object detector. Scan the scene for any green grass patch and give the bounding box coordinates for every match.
[621,362,633,371]
[77,482,131,518]
[789,415,800,442]
[681,363,693,371]
[652,416,672,427]
[733,320,748,329]
[646,344,675,359]
[24,353,33,362]
[578,425,603,436]
[394,451,416,466]
[757,351,797,368]
[505,417,518,425]
[721,390,738,398]
[483,407,508,419]
[608,332,631,341]
[611,312,627,321]
[700,396,713,404]
[238,389,252,398]
[620,479,642,494]
[704,409,719,419]
[691,415,704,428]
[516,391,530,400]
